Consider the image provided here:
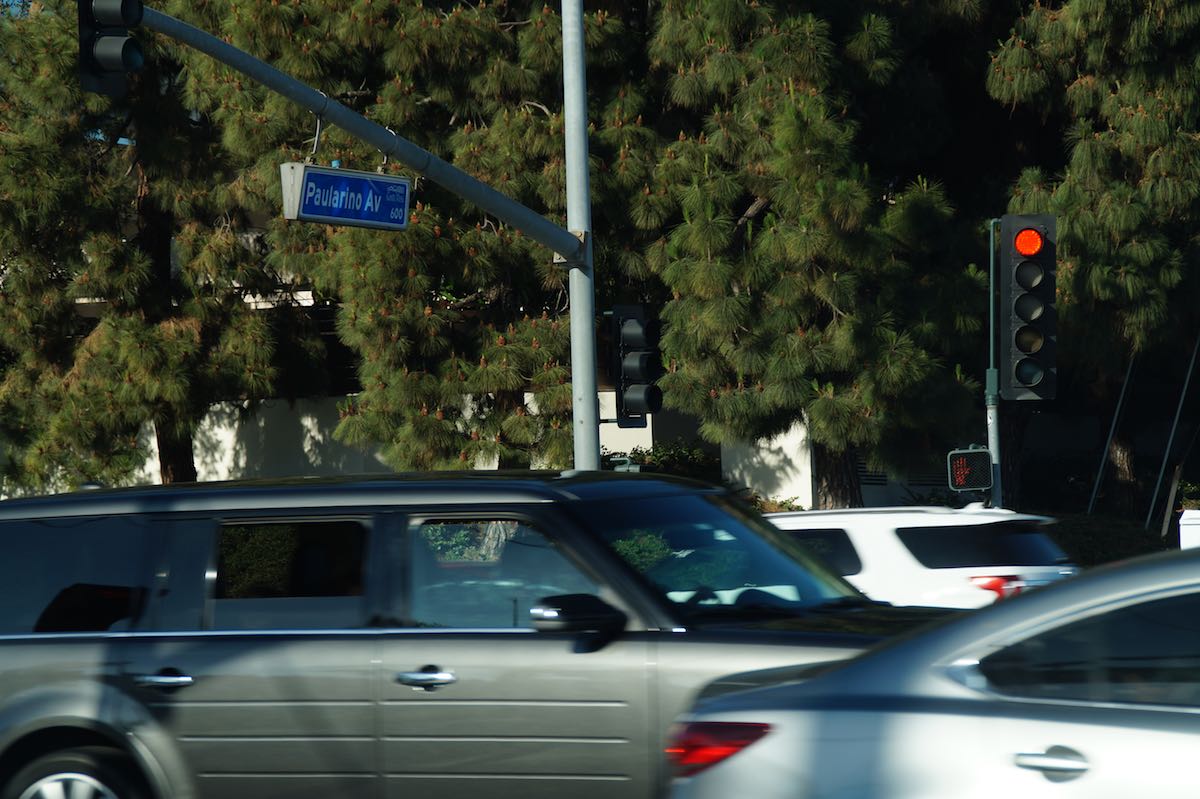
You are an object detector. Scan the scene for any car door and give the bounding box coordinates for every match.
[122,513,382,799]
[874,587,1200,799]
[376,509,655,799]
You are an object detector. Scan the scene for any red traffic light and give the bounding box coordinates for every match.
[1014,228,1044,257]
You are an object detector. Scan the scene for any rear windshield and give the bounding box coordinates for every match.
[896,521,1070,568]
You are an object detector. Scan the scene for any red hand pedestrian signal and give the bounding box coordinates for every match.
[947,449,992,491]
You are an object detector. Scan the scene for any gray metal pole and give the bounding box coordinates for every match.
[141,8,584,263]
[560,0,601,470]
[986,218,1003,507]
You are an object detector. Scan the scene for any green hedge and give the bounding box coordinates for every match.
[1043,512,1174,568]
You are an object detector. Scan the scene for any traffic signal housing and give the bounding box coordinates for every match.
[78,0,145,97]
[998,214,1057,400]
[947,448,993,492]
[610,304,663,426]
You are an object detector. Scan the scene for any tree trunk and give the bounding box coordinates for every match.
[812,443,864,509]
[1106,435,1139,516]
[156,421,198,484]
[139,180,198,485]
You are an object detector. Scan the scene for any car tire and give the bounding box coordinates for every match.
[3,747,147,799]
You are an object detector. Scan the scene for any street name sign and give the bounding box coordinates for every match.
[280,162,411,231]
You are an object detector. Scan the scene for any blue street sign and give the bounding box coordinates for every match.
[280,163,411,231]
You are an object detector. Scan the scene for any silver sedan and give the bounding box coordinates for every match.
[667,546,1200,799]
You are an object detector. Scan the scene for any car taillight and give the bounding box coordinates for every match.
[665,721,771,777]
[970,575,1023,601]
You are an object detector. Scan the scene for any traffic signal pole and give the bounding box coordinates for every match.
[561,0,601,470]
[987,218,1004,507]
[139,5,602,469]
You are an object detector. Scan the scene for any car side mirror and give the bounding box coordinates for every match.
[530,594,627,635]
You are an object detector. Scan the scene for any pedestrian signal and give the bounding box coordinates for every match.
[947,448,993,492]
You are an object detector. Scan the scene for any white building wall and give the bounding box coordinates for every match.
[597,390,655,455]
[136,393,656,484]
[136,397,391,484]
[720,422,815,509]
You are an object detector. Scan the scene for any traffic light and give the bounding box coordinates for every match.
[610,304,663,425]
[947,448,992,492]
[998,214,1057,400]
[78,0,145,97]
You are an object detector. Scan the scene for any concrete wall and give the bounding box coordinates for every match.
[720,422,815,509]
[129,396,944,511]
[136,393,658,484]
[135,397,392,484]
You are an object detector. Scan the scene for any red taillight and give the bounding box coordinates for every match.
[665,721,771,777]
[971,575,1023,601]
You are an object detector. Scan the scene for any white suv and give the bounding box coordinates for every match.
[767,505,1079,609]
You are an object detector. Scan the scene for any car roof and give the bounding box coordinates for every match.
[766,504,1053,527]
[0,470,722,520]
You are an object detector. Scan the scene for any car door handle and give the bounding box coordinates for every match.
[1014,746,1089,781]
[397,669,457,690]
[133,673,195,689]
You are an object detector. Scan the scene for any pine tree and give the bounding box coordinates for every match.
[2,0,1009,501]
[168,0,637,472]
[642,2,988,506]
[0,0,326,489]
[988,0,1200,512]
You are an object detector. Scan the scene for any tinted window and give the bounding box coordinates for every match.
[980,591,1200,707]
[0,516,152,634]
[406,519,600,628]
[896,521,1068,568]
[580,494,857,623]
[211,519,367,630]
[787,529,862,576]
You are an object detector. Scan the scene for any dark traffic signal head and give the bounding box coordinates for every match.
[78,0,145,97]
[610,305,663,425]
[998,214,1057,401]
[947,448,993,492]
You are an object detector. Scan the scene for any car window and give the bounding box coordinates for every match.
[406,519,601,629]
[581,494,856,623]
[896,521,1069,568]
[785,529,863,576]
[211,519,368,630]
[979,591,1200,707]
[0,516,153,634]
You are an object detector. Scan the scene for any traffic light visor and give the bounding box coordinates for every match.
[1014,228,1044,257]
[93,35,144,72]
[92,0,143,27]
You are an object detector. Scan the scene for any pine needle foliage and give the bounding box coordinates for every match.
[1,0,1002,497]
[988,0,1200,369]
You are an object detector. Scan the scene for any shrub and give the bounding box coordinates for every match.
[1043,512,1173,568]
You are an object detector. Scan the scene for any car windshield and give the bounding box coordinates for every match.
[579,493,861,624]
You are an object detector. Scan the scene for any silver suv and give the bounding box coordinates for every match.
[0,473,946,799]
